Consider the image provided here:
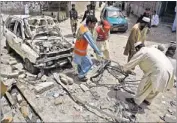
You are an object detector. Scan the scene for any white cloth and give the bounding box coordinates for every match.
[124,47,174,93]
[168,57,176,80]
[151,14,159,26]
[149,44,166,53]
[142,17,150,23]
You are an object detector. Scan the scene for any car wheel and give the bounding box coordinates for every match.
[24,58,39,74]
[6,40,12,53]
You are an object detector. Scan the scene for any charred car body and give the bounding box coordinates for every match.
[4,15,73,74]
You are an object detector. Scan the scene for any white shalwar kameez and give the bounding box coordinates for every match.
[151,14,159,26]
[123,47,174,105]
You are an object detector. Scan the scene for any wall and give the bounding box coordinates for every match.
[0,1,43,15]
[126,1,161,17]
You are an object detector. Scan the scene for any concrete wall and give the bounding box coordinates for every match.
[0,1,42,15]
[126,1,161,17]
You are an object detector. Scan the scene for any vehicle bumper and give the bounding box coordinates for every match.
[110,24,128,32]
[34,54,73,69]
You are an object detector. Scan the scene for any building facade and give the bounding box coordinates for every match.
[126,1,176,23]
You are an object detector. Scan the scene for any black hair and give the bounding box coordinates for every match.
[165,45,176,57]
[86,15,98,25]
[135,43,145,51]
[87,5,90,8]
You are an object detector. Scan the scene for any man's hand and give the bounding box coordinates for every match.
[98,53,104,60]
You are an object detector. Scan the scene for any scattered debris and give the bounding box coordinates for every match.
[34,82,54,94]
[41,75,47,82]
[5,92,15,105]
[36,95,40,98]
[18,74,26,79]
[164,114,176,122]
[17,94,23,103]
[60,77,68,85]
[26,72,37,78]
[53,92,60,98]
[20,104,30,118]
[162,101,166,104]
[86,81,96,87]
[74,104,83,112]
[54,98,63,105]
[4,79,16,87]
[1,116,13,123]
[0,71,19,78]
[36,119,41,122]
[170,100,176,107]
[9,60,17,65]
[59,73,74,85]
[80,84,89,92]
[66,76,74,85]
[13,63,24,71]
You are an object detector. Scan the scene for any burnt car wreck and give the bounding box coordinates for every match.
[4,15,73,74]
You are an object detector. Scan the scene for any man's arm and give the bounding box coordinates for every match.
[69,10,72,19]
[76,11,78,20]
[83,31,101,55]
[81,11,87,22]
[123,48,145,71]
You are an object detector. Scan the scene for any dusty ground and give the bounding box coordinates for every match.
[1,2,176,122]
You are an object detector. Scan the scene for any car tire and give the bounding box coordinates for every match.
[24,58,39,75]
[6,40,12,53]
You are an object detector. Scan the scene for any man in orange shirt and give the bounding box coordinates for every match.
[73,15,103,82]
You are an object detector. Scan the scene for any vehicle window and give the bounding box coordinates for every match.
[15,21,23,38]
[28,19,39,26]
[6,18,16,33]
[107,10,123,18]
[39,19,46,26]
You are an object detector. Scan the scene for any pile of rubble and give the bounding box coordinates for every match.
[160,99,177,122]
[0,45,137,122]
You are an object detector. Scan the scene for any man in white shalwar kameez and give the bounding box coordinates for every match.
[123,42,174,111]
[151,11,159,27]
[172,6,176,32]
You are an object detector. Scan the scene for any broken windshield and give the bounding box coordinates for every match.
[32,27,62,40]
[24,17,61,40]
[107,10,124,18]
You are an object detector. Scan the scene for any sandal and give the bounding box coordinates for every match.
[125,98,136,104]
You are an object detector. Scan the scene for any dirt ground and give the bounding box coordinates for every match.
[0,2,176,122]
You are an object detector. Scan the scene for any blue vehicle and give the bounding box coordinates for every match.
[100,6,128,32]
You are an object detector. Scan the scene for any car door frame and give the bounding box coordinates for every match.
[100,8,106,20]
[13,18,25,58]
[4,17,17,48]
